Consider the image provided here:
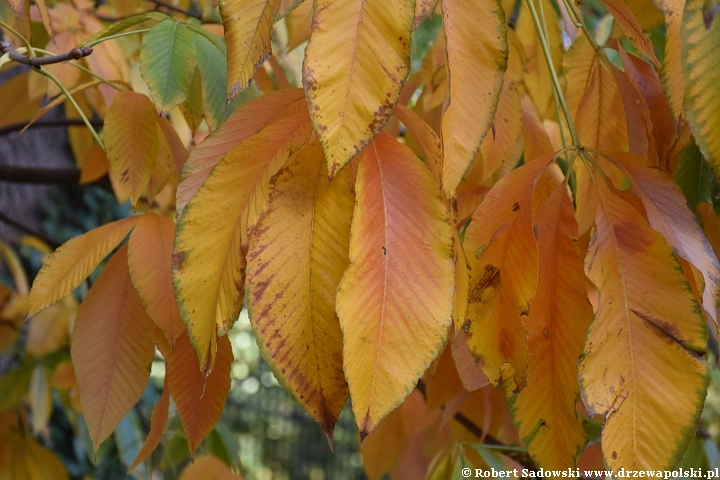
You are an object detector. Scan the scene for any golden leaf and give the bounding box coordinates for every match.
[245,138,351,443]
[303,0,413,177]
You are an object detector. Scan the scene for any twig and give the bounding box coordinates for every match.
[0,40,93,66]
[0,212,60,249]
[0,118,104,138]
[94,8,159,22]
[147,0,202,19]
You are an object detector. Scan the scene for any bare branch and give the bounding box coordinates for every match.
[1,41,93,66]
[0,118,104,138]
[147,0,202,19]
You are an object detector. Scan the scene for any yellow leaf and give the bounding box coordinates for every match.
[510,183,592,469]
[579,174,709,471]
[303,0,413,177]
[128,213,185,347]
[174,114,312,374]
[660,0,685,117]
[160,332,233,456]
[104,91,160,205]
[681,0,720,177]
[285,0,312,52]
[0,73,42,129]
[72,244,155,453]
[220,0,279,100]
[478,77,522,182]
[564,37,627,234]
[599,0,660,68]
[178,455,242,480]
[609,153,720,326]
[29,216,139,316]
[128,375,170,472]
[0,433,69,480]
[516,0,563,120]
[157,115,188,178]
[29,365,53,435]
[463,156,552,392]
[442,0,507,196]
[336,131,454,439]
[245,138,351,442]
[26,299,73,357]
[177,88,307,211]
[147,123,175,202]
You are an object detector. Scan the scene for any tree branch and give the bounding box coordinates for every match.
[0,41,93,66]
[0,118,104,138]
[415,379,536,469]
[147,0,202,19]
[0,212,60,249]
[0,166,82,184]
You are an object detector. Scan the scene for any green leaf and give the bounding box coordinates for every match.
[140,19,197,113]
[193,32,261,130]
[673,142,713,212]
[83,12,169,47]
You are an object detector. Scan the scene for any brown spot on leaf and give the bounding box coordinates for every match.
[469,265,501,305]
[612,451,617,460]
[614,221,652,255]
[172,251,186,270]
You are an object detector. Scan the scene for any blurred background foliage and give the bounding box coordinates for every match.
[2,1,720,479]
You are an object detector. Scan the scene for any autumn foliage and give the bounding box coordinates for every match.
[2,0,720,477]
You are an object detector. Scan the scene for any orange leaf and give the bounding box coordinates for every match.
[510,183,592,469]
[521,96,554,163]
[72,244,155,453]
[161,332,233,456]
[128,213,185,347]
[609,153,720,326]
[177,88,307,211]
[79,145,110,184]
[104,91,159,204]
[361,391,437,480]
[451,330,490,392]
[618,48,675,169]
[178,455,242,480]
[423,345,465,410]
[128,375,170,472]
[394,104,442,188]
[336,131,454,439]
[599,0,660,68]
[463,155,553,392]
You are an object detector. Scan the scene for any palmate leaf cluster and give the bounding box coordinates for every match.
[1,0,720,477]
